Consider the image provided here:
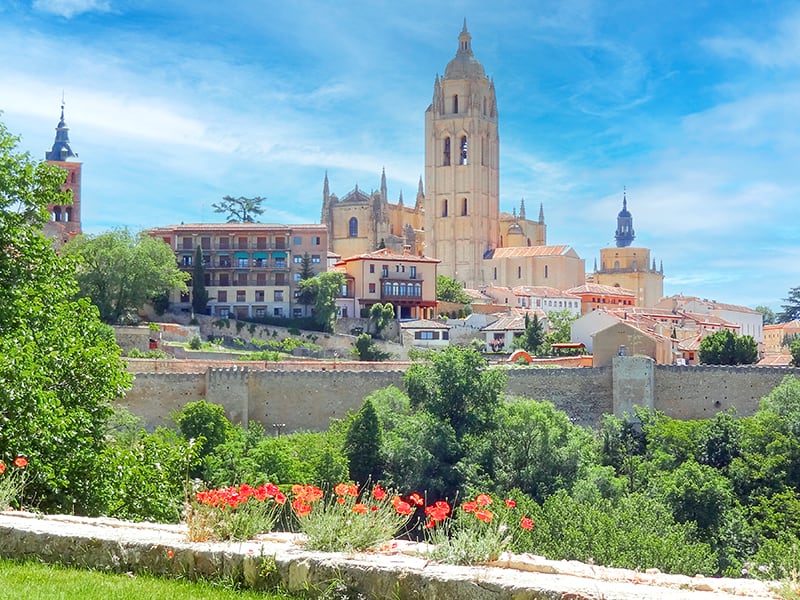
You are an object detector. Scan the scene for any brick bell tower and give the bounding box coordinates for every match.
[44,100,82,249]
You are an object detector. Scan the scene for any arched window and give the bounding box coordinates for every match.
[460,136,468,165]
[453,94,459,114]
[442,199,448,217]
[461,198,468,216]
[65,207,72,222]
[544,265,549,278]
[349,217,358,238]
[614,261,620,269]
[53,206,61,221]
[443,137,451,166]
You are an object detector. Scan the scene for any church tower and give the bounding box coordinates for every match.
[44,101,82,249]
[424,21,499,287]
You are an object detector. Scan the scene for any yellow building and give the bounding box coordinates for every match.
[593,193,664,307]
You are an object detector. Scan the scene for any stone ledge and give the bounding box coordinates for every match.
[0,512,780,599]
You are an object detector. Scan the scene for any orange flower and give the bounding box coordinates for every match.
[505,498,516,508]
[13,456,27,469]
[337,497,345,505]
[462,501,477,513]
[292,498,312,518]
[520,516,534,531]
[475,509,493,523]
[409,492,424,506]
[167,549,174,559]
[352,503,368,514]
[334,483,349,496]
[392,496,412,516]
[293,484,323,504]
[0,461,5,475]
[475,493,492,506]
[274,491,287,505]
[372,484,386,501]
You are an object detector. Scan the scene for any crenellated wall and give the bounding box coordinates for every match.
[118,361,800,432]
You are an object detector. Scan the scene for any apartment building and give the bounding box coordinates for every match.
[149,223,327,319]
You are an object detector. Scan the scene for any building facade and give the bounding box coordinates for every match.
[148,223,327,319]
[43,103,82,249]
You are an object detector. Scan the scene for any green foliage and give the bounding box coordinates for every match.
[369,302,395,338]
[352,333,391,361]
[436,274,470,304]
[212,195,265,223]
[127,348,172,359]
[658,460,734,534]
[778,286,800,323]
[515,312,545,354]
[192,245,209,315]
[188,334,202,350]
[405,346,505,440]
[62,228,188,324]
[298,272,345,333]
[0,119,133,514]
[791,339,800,367]
[699,329,759,365]
[755,305,777,325]
[344,399,383,484]
[174,400,233,466]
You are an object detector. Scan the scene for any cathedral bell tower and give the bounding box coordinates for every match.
[44,100,82,249]
[424,20,499,287]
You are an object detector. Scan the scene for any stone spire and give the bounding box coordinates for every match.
[538,202,545,224]
[398,190,404,206]
[380,167,387,202]
[519,198,526,220]
[415,176,424,210]
[614,189,635,248]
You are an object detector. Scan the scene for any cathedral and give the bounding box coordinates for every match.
[321,22,660,302]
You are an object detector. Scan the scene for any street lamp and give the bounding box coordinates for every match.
[272,423,286,437]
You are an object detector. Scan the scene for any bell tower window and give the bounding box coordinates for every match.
[442,199,448,217]
[349,217,358,238]
[462,198,468,216]
[453,94,459,114]
[443,137,451,166]
[460,136,468,165]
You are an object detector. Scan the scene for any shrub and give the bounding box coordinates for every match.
[188,334,202,350]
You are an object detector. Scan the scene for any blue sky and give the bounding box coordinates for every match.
[1,0,798,311]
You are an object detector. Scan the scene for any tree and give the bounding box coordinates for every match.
[344,398,383,485]
[0,118,132,513]
[295,252,316,315]
[698,329,758,365]
[369,302,394,338]
[298,271,345,332]
[777,286,800,323]
[404,345,506,440]
[436,274,470,304]
[791,339,800,367]
[211,195,265,223]
[191,245,209,315]
[62,229,188,324]
[352,333,391,361]
[755,305,776,325]
[516,312,545,354]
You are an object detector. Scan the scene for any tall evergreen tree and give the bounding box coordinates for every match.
[344,398,383,484]
[778,286,800,323]
[191,245,209,315]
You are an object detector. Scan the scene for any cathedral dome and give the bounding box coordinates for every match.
[443,21,486,80]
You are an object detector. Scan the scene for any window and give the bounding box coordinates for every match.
[237,236,248,249]
[256,237,267,249]
[381,265,388,277]
[275,273,286,285]
[442,199,448,217]
[201,237,211,250]
[349,217,358,238]
[462,198,468,216]
[255,290,265,302]
[312,236,321,245]
[410,266,417,279]
[255,308,266,318]
[219,237,230,250]
[293,273,301,281]
[460,136,468,165]
[416,331,438,340]
[256,273,266,285]
[219,273,230,286]
[275,237,286,249]
[236,273,247,285]
[274,290,284,302]
[273,307,284,317]
[453,94,458,114]
[217,291,227,303]
[518,266,522,279]
[293,308,303,317]
[369,283,376,294]
[369,264,375,274]
[216,307,230,317]
[236,257,248,268]
[254,257,266,267]
[275,259,286,269]
[181,237,192,250]
[203,254,211,265]
[544,265,549,278]
[311,255,321,263]
[493,267,497,280]
[293,236,302,245]
[293,256,303,263]
[181,255,192,266]
[236,290,246,302]
[219,256,231,267]
[443,137,451,166]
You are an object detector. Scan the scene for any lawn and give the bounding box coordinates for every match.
[0,558,303,600]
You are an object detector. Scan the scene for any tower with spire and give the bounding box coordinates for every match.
[424,19,499,287]
[43,100,82,248]
[594,190,664,307]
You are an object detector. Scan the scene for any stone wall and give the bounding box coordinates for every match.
[119,359,800,432]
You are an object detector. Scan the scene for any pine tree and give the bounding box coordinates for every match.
[191,245,209,315]
[345,398,383,484]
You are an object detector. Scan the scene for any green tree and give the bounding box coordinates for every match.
[369,302,395,338]
[191,245,209,315]
[436,274,470,304]
[543,309,579,353]
[791,338,800,367]
[211,195,265,223]
[516,312,545,354]
[698,329,758,365]
[404,345,506,440]
[352,333,391,361]
[63,229,188,324]
[174,400,233,461]
[344,398,383,484]
[298,271,345,332]
[777,286,800,323]
[0,118,132,513]
[755,305,777,325]
[295,252,315,315]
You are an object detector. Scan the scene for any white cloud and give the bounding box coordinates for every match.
[704,11,800,69]
[33,0,111,19]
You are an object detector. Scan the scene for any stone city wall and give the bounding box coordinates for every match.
[118,360,800,432]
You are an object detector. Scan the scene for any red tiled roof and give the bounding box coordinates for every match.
[490,245,575,258]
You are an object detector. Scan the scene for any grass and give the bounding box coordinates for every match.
[0,558,302,600]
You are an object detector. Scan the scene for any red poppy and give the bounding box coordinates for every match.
[292,498,312,518]
[0,461,5,475]
[334,483,349,496]
[475,493,492,506]
[274,491,287,505]
[505,498,516,508]
[392,497,412,516]
[372,484,387,501]
[462,501,477,513]
[337,497,345,505]
[167,549,174,559]
[520,516,534,531]
[371,505,378,511]
[475,509,493,523]
[13,456,28,469]
[424,500,450,523]
[352,503,368,514]
[409,493,424,506]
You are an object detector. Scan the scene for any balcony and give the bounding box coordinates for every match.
[379,279,424,301]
